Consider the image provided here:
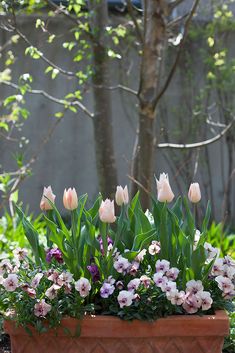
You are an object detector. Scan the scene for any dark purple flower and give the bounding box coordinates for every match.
[97,235,113,256]
[46,248,63,264]
[87,264,100,282]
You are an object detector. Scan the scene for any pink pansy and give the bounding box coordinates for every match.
[105,276,116,285]
[129,261,140,276]
[211,258,224,277]
[34,299,51,317]
[75,277,91,298]
[127,278,141,292]
[100,283,115,298]
[198,291,213,311]
[155,259,170,273]
[148,241,161,255]
[113,256,130,274]
[167,290,185,305]
[99,199,116,223]
[183,293,201,314]
[186,280,203,295]
[221,265,235,280]
[3,274,19,292]
[153,272,168,289]
[166,267,180,281]
[135,249,147,262]
[21,284,36,298]
[117,290,134,308]
[204,242,219,260]
[161,280,177,294]
[13,248,28,261]
[223,290,235,300]
[215,276,234,294]
[57,272,73,286]
[47,270,60,283]
[0,259,13,275]
[116,281,124,290]
[0,275,4,285]
[140,275,151,288]
[45,284,61,299]
[223,255,235,267]
[31,273,44,288]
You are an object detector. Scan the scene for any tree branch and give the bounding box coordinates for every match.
[14,27,77,77]
[44,0,94,42]
[126,0,144,44]
[90,83,138,96]
[153,0,200,109]
[157,117,235,149]
[1,80,94,119]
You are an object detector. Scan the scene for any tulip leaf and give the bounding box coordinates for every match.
[202,201,211,232]
[15,204,44,265]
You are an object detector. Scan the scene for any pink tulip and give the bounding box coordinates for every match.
[156,173,174,203]
[188,183,201,203]
[99,199,116,223]
[40,186,56,211]
[63,188,78,210]
[115,185,129,206]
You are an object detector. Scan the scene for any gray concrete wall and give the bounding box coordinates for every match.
[0,8,234,225]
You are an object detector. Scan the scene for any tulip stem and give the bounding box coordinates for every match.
[100,222,108,256]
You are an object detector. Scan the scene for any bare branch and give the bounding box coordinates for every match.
[157,117,235,149]
[90,83,138,96]
[154,0,201,109]
[126,0,144,44]
[1,80,94,119]
[127,174,150,195]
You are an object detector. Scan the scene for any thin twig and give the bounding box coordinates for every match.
[90,83,138,96]
[157,117,235,149]
[127,174,150,195]
[153,0,201,109]
[45,0,94,42]
[126,0,144,43]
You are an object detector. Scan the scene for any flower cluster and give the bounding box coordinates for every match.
[0,173,234,329]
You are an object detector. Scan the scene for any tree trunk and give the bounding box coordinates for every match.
[88,0,118,198]
[133,0,167,209]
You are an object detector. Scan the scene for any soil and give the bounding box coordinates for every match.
[0,334,11,353]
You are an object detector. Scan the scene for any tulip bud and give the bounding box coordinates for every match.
[188,183,201,203]
[40,186,56,211]
[115,185,129,206]
[156,173,174,203]
[99,199,116,223]
[63,188,78,210]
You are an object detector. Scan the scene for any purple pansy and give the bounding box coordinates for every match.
[46,248,63,264]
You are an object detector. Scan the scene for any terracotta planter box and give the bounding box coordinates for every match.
[4,310,229,353]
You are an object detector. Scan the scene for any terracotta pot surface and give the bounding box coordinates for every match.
[4,310,229,353]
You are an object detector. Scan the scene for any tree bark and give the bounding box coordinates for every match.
[88,0,118,198]
[133,0,167,209]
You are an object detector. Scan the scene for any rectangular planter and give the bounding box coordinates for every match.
[4,310,229,353]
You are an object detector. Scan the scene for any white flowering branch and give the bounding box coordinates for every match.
[1,80,94,119]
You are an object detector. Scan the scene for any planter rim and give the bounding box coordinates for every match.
[4,310,229,338]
